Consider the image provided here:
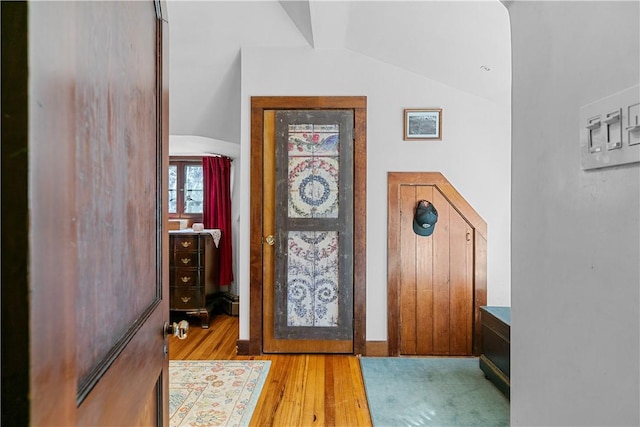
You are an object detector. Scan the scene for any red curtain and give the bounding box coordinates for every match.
[203,156,234,286]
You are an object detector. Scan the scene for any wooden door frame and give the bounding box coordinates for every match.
[387,172,487,356]
[245,96,367,355]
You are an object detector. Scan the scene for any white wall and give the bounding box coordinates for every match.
[238,46,512,341]
[168,1,308,143]
[507,1,640,425]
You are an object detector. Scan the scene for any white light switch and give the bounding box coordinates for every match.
[605,109,622,150]
[628,103,640,146]
[580,85,640,170]
[587,116,603,153]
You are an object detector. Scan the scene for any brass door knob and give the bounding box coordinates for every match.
[164,320,189,340]
[265,235,275,246]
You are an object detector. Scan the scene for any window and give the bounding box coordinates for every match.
[169,160,203,221]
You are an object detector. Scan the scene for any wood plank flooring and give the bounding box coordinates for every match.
[169,314,373,426]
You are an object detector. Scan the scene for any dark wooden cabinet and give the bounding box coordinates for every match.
[479,306,510,398]
[169,231,220,328]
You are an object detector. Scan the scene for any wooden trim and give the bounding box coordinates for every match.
[236,340,250,356]
[249,103,265,355]
[353,105,367,356]
[474,233,488,355]
[265,110,354,350]
[168,159,204,222]
[249,96,367,355]
[251,96,366,110]
[365,341,389,357]
[261,109,276,351]
[23,3,79,424]
[2,3,31,424]
[387,175,401,357]
[158,5,170,426]
[387,172,487,356]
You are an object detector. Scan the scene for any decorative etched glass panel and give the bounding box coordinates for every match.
[287,231,339,327]
[288,157,339,218]
[288,124,340,156]
[287,124,340,218]
[184,165,203,213]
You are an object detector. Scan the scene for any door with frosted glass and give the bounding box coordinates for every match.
[263,110,354,353]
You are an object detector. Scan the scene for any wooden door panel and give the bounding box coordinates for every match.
[399,185,417,355]
[75,1,160,396]
[8,2,170,425]
[415,185,435,355]
[77,2,168,424]
[396,183,474,356]
[432,188,452,355]
[77,307,164,426]
[449,206,474,355]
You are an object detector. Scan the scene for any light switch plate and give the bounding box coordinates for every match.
[580,85,640,170]
[628,103,640,146]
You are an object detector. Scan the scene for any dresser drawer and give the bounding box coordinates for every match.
[172,235,199,252]
[170,251,200,267]
[170,287,203,309]
[170,268,202,287]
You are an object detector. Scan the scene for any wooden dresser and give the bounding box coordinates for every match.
[169,230,220,328]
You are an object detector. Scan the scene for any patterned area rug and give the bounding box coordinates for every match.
[360,357,509,426]
[169,360,271,427]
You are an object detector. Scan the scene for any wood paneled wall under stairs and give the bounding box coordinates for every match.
[388,172,487,357]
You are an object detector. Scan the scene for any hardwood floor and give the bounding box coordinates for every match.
[169,314,373,426]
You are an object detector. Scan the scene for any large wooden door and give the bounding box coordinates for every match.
[248,97,367,356]
[387,172,487,357]
[1,2,170,425]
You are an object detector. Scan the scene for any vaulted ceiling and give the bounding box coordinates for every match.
[280,1,510,104]
[167,0,510,143]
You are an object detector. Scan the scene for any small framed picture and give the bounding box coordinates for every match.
[403,108,442,140]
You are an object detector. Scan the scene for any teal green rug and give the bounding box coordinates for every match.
[360,357,509,426]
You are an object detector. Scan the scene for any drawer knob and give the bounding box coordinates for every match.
[181,276,191,283]
[180,258,191,265]
[181,296,191,303]
[164,320,189,340]
[181,241,192,248]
